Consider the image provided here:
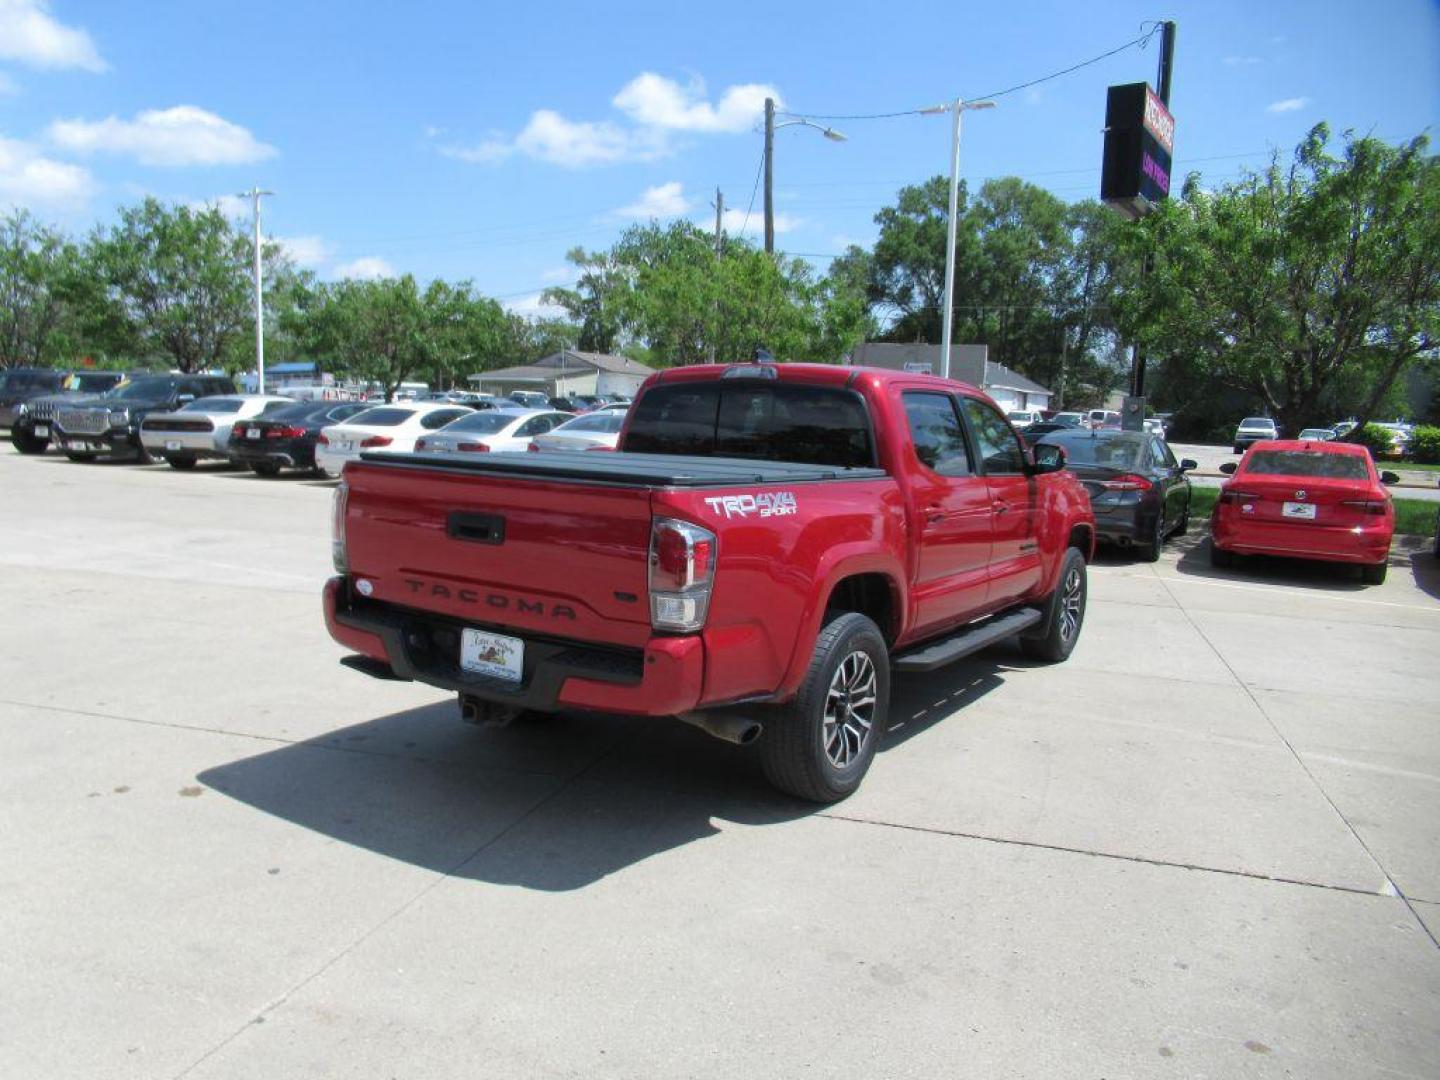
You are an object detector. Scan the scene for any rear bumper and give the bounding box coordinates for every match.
[55,429,141,457]
[230,441,309,468]
[139,430,226,457]
[1091,504,1149,545]
[1212,516,1392,565]
[323,576,705,716]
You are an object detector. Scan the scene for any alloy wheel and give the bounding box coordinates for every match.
[1058,567,1084,644]
[823,651,878,769]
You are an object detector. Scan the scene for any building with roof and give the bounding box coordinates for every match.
[468,350,655,399]
[847,343,1052,413]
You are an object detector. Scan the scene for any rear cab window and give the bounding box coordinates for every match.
[624,381,875,468]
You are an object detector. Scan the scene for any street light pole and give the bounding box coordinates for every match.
[763,103,847,255]
[239,187,273,393]
[922,99,994,380]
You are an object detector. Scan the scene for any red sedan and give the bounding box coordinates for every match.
[1210,440,1397,584]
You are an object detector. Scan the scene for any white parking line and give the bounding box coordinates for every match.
[1155,572,1440,613]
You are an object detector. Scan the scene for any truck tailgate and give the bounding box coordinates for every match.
[342,460,654,648]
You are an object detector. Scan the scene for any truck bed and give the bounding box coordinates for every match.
[359,449,888,488]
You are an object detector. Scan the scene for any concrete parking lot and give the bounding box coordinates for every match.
[2,450,1437,1079]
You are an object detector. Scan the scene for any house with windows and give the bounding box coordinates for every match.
[468,350,654,399]
[847,343,1052,413]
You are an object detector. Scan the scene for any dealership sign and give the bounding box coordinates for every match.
[1101,82,1175,219]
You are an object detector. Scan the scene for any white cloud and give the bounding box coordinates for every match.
[1266,97,1309,113]
[0,0,105,71]
[540,265,575,283]
[504,290,566,319]
[1222,55,1262,67]
[48,105,276,166]
[440,138,513,164]
[612,73,776,133]
[0,133,95,208]
[514,109,662,167]
[272,234,328,267]
[333,256,394,280]
[615,181,691,219]
[188,193,251,219]
[715,208,800,237]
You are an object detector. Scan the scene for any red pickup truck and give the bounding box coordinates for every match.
[325,363,1095,801]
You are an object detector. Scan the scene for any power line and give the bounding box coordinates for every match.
[738,143,765,238]
[782,24,1163,122]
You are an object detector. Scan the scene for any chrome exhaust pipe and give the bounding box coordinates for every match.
[677,710,764,745]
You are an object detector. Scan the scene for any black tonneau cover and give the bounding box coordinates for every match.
[358,449,887,488]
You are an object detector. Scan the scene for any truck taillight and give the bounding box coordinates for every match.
[331,480,349,574]
[649,518,717,633]
[1099,473,1152,492]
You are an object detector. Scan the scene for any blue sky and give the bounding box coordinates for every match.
[2,0,1437,317]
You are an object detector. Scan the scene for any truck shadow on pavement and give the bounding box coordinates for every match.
[197,661,1005,891]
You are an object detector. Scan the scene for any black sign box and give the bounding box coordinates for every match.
[1101,82,1175,219]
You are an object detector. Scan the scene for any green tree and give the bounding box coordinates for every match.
[1125,124,1439,438]
[0,211,86,367]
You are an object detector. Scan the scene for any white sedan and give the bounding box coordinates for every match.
[414,409,570,454]
[528,408,626,452]
[315,402,474,476]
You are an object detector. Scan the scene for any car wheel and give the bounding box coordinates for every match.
[1175,496,1190,536]
[1209,540,1233,568]
[166,455,197,470]
[63,450,97,463]
[250,461,282,477]
[1139,511,1166,562]
[1360,560,1388,585]
[760,611,889,804]
[134,443,153,465]
[1021,546,1088,663]
[10,427,48,454]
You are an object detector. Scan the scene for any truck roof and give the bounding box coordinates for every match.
[647,361,984,397]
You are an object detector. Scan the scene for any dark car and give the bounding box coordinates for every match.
[547,396,581,413]
[1018,420,1079,445]
[228,400,372,476]
[10,370,128,454]
[0,368,67,428]
[1037,429,1197,562]
[53,373,236,463]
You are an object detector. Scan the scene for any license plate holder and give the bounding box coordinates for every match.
[164,440,182,452]
[332,439,353,452]
[34,425,49,437]
[1282,501,1316,520]
[246,429,261,440]
[459,629,524,682]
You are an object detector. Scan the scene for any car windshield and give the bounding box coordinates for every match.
[1240,418,1274,429]
[70,373,120,392]
[106,376,178,400]
[1044,434,1147,469]
[1006,411,1032,421]
[181,397,242,413]
[439,411,523,434]
[346,407,414,427]
[1245,450,1370,480]
[624,382,874,468]
[1298,429,1332,440]
[555,412,626,434]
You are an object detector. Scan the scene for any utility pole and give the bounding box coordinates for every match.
[239,187,273,394]
[709,188,724,364]
[763,97,775,254]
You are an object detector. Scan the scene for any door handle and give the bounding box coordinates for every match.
[992,500,1010,514]
[924,504,945,525]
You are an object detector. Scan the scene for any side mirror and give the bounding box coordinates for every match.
[176,394,196,405]
[1179,458,1198,472]
[1380,470,1400,485]
[1219,462,1238,475]
[1030,443,1066,474]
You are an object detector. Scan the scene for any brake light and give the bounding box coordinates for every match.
[232,424,248,439]
[457,442,490,452]
[1340,499,1388,516]
[649,518,717,632]
[1219,489,1259,505]
[1098,474,1152,492]
[331,481,348,574]
[414,438,427,451]
[586,444,616,452]
[526,442,542,452]
[360,435,392,448]
[269,425,306,439]
[317,433,329,446]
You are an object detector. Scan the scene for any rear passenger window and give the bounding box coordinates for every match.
[902,392,972,477]
[960,398,1027,475]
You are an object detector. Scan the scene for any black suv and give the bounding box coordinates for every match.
[0,368,67,428]
[10,370,128,454]
[53,373,237,462]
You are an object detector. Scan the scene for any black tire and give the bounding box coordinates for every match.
[250,461,282,477]
[64,450,97,463]
[10,427,48,454]
[760,612,889,803]
[1021,547,1088,663]
[166,454,197,470]
[1210,541,1234,568]
[134,443,153,465]
[1138,511,1165,563]
[1174,495,1190,536]
[1360,560,1388,585]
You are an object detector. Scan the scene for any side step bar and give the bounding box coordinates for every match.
[891,607,1043,673]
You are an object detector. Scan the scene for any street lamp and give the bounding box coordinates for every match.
[920,99,995,379]
[763,98,848,254]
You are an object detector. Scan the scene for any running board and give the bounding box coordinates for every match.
[891,607,1044,673]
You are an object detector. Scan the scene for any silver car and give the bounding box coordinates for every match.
[414,409,569,454]
[139,395,294,469]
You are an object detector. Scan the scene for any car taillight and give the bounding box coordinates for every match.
[1340,498,1388,516]
[331,481,348,574]
[457,442,489,452]
[269,425,306,439]
[1219,489,1259,505]
[360,435,392,448]
[526,442,542,452]
[649,518,717,633]
[232,424,248,439]
[586,444,616,452]
[1098,473,1152,492]
[414,438,428,451]
[317,433,329,446]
